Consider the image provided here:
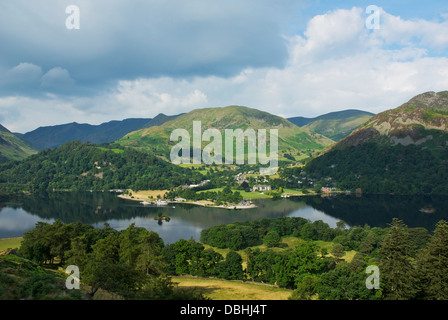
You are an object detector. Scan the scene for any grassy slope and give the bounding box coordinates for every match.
[173,277,293,300]
[0,237,22,252]
[0,129,37,162]
[303,112,373,141]
[117,106,334,162]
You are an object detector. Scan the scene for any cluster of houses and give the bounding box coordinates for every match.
[234,171,273,192]
[176,168,340,196]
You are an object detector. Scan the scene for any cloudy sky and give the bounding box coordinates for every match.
[1,0,448,133]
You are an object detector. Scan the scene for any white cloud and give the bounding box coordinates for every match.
[0,63,42,93]
[2,6,448,133]
[302,7,368,57]
[41,67,75,89]
[375,10,448,50]
[0,96,82,132]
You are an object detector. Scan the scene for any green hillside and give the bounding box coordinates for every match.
[0,124,37,163]
[117,106,334,163]
[0,141,204,193]
[301,110,374,141]
[305,91,448,195]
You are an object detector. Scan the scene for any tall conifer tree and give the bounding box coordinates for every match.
[379,218,417,300]
[416,220,448,299]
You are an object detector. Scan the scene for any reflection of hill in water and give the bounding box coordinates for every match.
[170,198,309,226]
[302,194,448,231]
[5,192,446,234]
[6,192,158,223]
[4,192,311,226]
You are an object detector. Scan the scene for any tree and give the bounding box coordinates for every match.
[290,241,325,286]
[317,261,378,300]
[83,260,145,298]
[336,220,347,231]
[300,223,317,240]
[136,231,166,276]
[263,230,281,248]
[197,248,224,277]
[416,220,448,299]
[331,243,345,260]
[313,183,322,194]
[66,236,89,269]
[218,251,244,280]
[82,232,144,298]
[20,222,52,264]
[119,223,146,268]
[378,218,417,300]
[172,239,193,275]
[290,275,318,300]
[359,231,376,255]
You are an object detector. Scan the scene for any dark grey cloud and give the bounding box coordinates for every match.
[0,0,304,97]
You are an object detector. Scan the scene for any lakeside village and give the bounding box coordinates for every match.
[117,168,342,210]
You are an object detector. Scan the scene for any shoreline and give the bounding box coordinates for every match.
[117,194,257,210]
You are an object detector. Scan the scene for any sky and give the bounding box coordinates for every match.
[1,0,448,133]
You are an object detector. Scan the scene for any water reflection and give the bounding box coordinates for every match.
[1,192,448,243]
[301,194,448,231]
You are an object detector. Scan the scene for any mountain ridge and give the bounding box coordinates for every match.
[334,91,448,150]
[117,105,335,162]
[17,114,182,151]
[288,109,374,141]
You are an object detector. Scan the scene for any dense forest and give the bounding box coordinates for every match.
[305,143,448,195]
[5,217,448,300]
[0,141,205,193]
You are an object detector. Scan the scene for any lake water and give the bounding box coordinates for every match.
[1,192,448,244]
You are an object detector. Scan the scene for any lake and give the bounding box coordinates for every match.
[1,191,448,244]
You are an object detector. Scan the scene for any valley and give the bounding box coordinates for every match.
[1,91,448,302]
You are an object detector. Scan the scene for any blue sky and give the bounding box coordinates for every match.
[0,0,448,133]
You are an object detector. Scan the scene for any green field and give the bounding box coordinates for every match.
[198,186,318,200]
[173,277,293,300]
[97,147,124,154]
[197,187,273,199]
[0,237,22,252]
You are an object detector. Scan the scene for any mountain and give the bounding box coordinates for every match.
[18,114,181,151]
[142,113,182,128]
[287,116,314,127]
[332,91,448,153]
[117,105,335,163]
[305,91,448,195]
[288,109,374,141]
[0,124,37,163]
